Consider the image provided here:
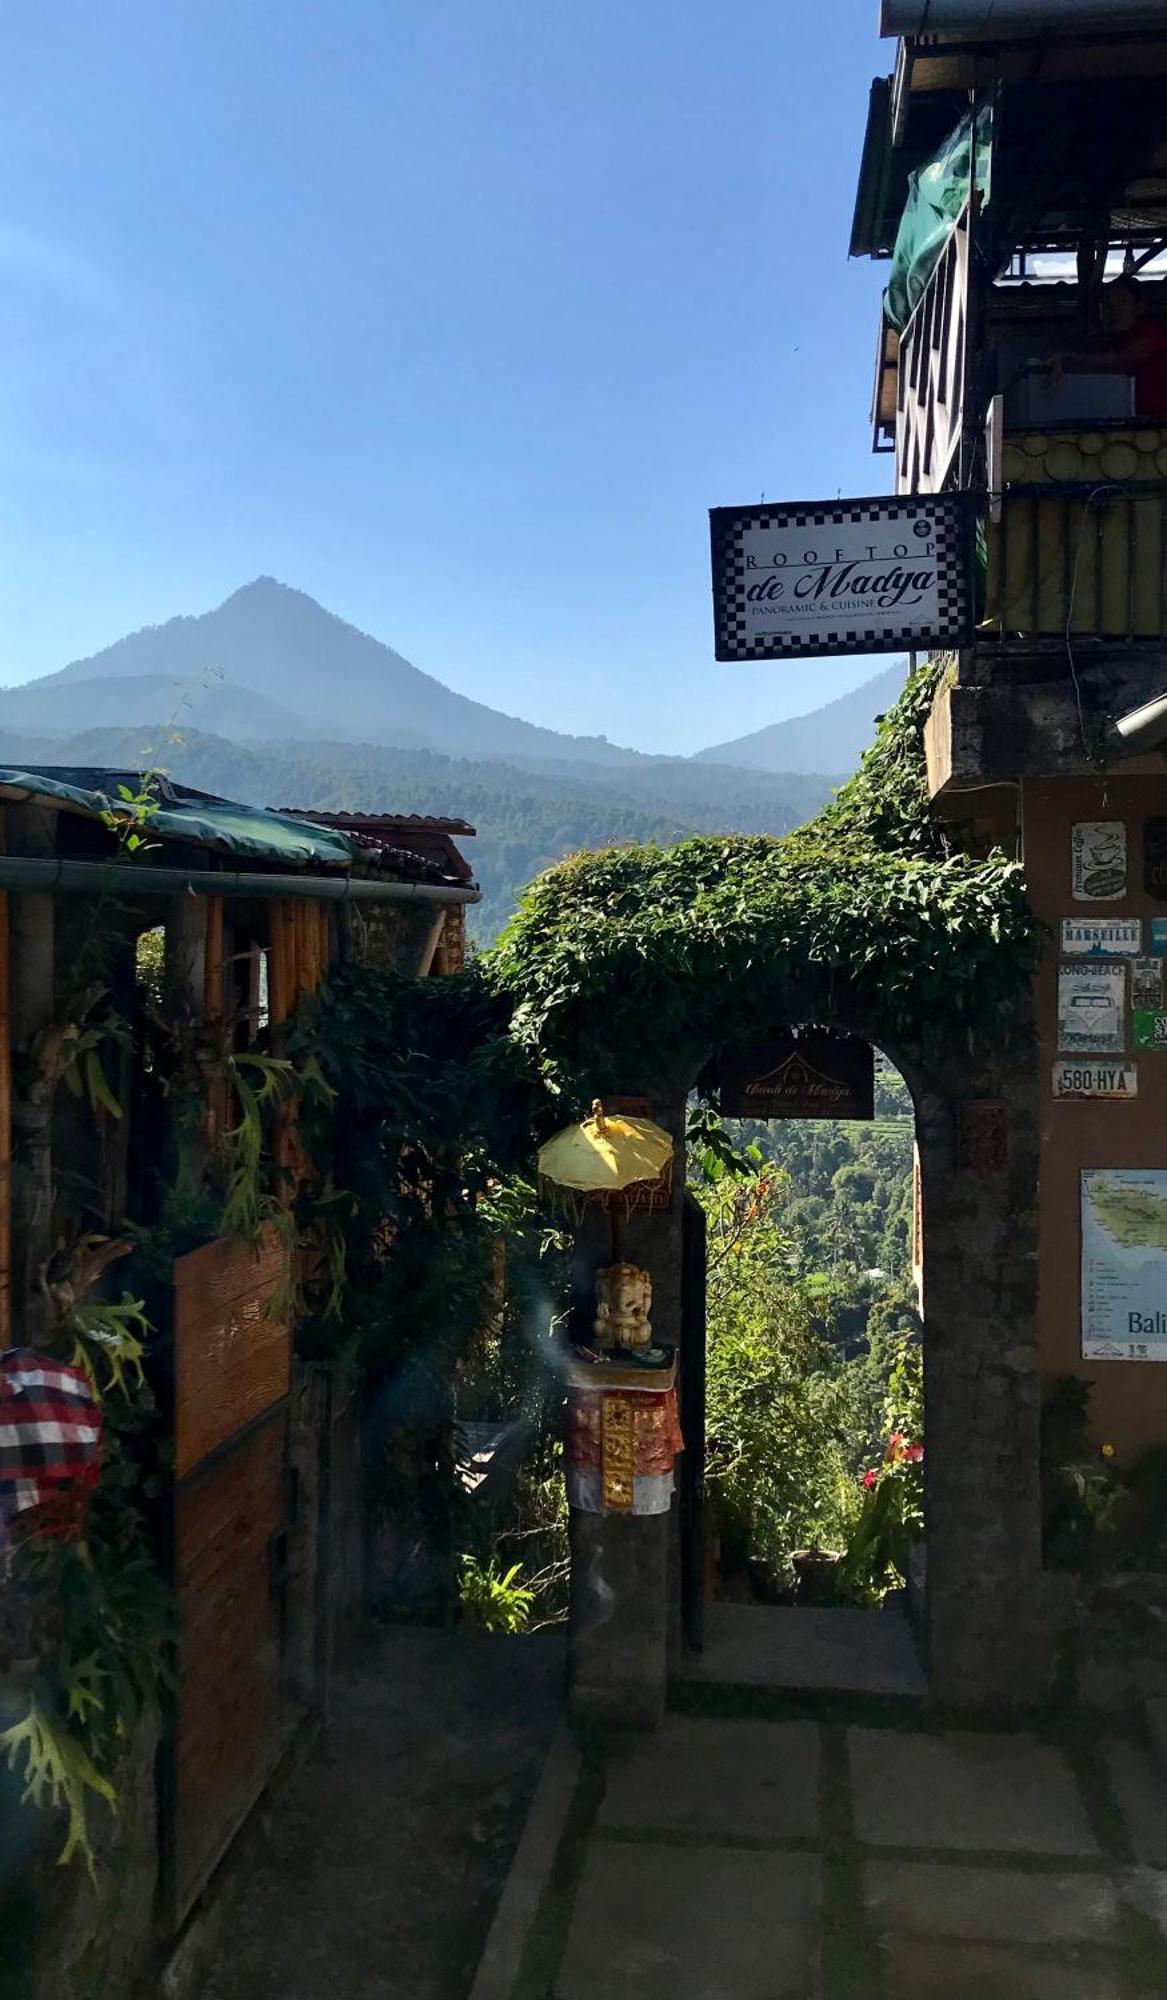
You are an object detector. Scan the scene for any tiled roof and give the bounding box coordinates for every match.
[278,808,476,836]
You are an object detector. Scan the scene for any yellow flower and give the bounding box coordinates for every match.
[1101,1442,1116,1460]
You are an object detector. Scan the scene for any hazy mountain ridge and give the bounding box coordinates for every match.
[0,581,904,935]
[5,578,900,777]
[13,578,648,767]
[0,723,840,938]
[695,659,907,773]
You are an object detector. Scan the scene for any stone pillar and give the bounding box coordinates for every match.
[913,1039,1051,1705]
[569,1508,671,1728]
[565,1094,686,1729]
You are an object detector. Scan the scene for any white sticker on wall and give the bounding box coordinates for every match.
[1072,822,1127,901]
[1061,917,1142,957]
[1133,958,1165,1009]
[1053,1061,1138,1100]
[1057,960,1126,1053]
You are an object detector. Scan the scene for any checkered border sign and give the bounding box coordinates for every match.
[709,492,973,663]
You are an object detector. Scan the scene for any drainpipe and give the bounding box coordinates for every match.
[0,856,479,907]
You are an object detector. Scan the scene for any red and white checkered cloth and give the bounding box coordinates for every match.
[0,1348,103,1542]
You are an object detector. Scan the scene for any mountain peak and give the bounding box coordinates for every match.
[12,580,647,767]
[220,575,308,609]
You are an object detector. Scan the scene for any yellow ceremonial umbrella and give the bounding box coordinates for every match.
[537,1100,673,1242]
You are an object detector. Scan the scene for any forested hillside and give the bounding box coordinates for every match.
[0,725,838,938]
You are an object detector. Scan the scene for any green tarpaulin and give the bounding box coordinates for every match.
[0,767,357,869]
[884,103,992,334]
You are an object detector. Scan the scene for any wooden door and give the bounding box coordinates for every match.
[679,1192,707,1653]
[169,1226,292,1925]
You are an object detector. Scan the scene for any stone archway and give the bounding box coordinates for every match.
[567,984,1051,1723]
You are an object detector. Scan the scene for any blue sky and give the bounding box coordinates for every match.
[0,0,893,754]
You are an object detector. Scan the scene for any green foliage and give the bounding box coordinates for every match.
[35,726,841,944]
[0,1695,117,1880]
[0,1315,167,1877]
[290,965,551,1367]
[700,1173,864,1583]
[488,658,1034,1092]
[686,1101,764,1185]
[458,1554,534,1634]
[839,1337,925,1603]
[1041,1378,1126,1568]
[69,1295,149,1401]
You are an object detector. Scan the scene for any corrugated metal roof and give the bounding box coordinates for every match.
[0,767,358,870]
[279,807,477,884]
[278,808,477,836]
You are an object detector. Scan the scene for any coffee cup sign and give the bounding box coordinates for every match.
[1071,822,1127,903]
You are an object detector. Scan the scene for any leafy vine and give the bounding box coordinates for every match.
[487,656,1035,1089]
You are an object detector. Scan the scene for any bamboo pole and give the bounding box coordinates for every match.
[268,901,292,1041]
[203,896,227,1148]
[203,896,224,1017]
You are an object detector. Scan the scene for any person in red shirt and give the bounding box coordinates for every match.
[1054,277,1167,417]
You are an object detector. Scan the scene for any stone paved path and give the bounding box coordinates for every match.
[522,1709,1167,2000]
[190,1626,564,2000]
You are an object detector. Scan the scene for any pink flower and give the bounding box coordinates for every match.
[862,1468,878,1491]
[903,1442,924,1464]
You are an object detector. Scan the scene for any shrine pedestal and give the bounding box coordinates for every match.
[568,1506,670,1728]
[564,1350,681,1729]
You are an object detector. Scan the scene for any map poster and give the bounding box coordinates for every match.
[1060,917,1142,958]
[1057,961,1126,1053]
[1132,959,1165,1009]
[1071,822,1127,902]
[1082,1169,1167,1361]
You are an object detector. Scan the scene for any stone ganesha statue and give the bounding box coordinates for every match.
[593,1261,653,1350]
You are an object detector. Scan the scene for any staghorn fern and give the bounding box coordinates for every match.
[0,1693,117,1881]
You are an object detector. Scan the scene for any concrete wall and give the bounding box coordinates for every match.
[1024,771,1167,1458]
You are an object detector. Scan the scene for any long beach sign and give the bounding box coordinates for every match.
[710,493,972,662]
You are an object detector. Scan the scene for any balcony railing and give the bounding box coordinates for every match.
[893,203,970,495]
[983,427,1167,646]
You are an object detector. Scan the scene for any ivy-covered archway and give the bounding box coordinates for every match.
[488,663,1053,1711]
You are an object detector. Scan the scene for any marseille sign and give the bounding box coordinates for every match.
[709,492,972,662]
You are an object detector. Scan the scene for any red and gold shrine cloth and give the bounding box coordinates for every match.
[566,1386,684,1510]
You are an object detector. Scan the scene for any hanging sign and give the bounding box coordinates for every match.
[1082,1168,1167,1359]
[1057,961,1126,1053]
[1053,1061,1138,1100]
[1132,959,1164,1009]
[1146,817,1167,901]
[709,492,971,661]
[708,1032,874,1121]
[1060,917,1142,958]
[1071,822,1127,902]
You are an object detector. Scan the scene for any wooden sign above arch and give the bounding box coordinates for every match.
[704,1031,874,1122]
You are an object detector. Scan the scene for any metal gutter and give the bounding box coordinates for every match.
[882,0,1167,29]
[0,856,480,905]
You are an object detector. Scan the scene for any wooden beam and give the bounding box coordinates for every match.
[8,803,58,1344]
